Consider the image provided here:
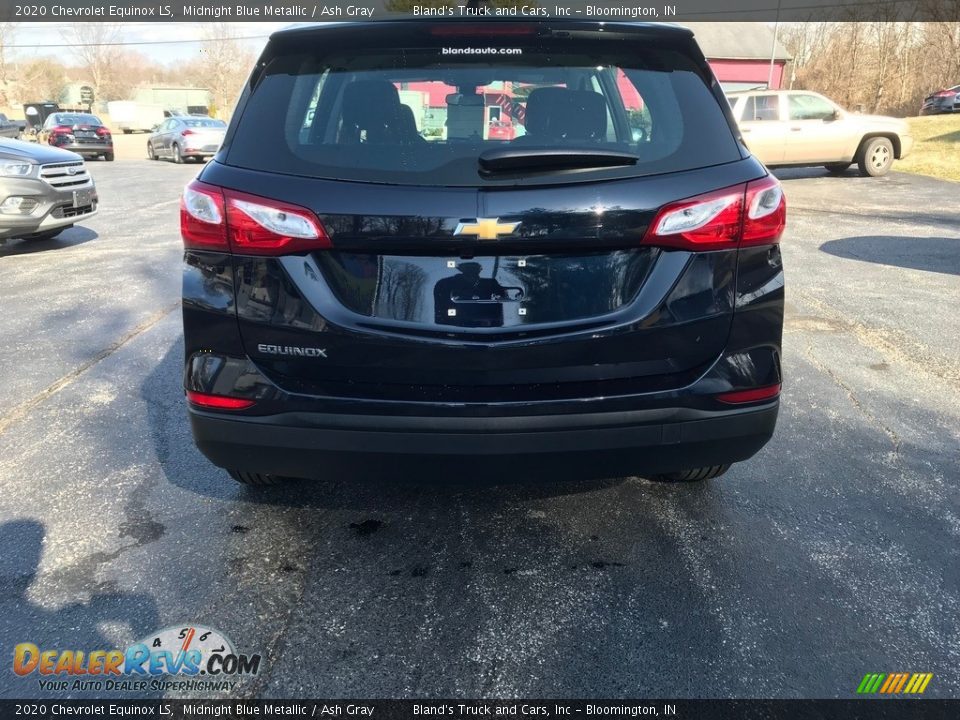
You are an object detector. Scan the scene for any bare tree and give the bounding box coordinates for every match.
[781,19,960,116]
[16,58,68,103]
[60,23,122,102]
[193,23,255,118]
[0,22,17,105]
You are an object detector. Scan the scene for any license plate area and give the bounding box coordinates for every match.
[72,189,93,208]
[316,250,653,328]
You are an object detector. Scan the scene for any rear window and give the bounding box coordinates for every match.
[741,95,781,122]
[183,118,226,128]
[226,32,742,186]
[54,114,102,126]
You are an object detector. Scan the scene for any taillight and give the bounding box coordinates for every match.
[715,383,782,404]
[181,129,196,136]
[934,89,956,97]
[742,175,786,245]
[49,126,73,144]
[643,175,785,251]
[186,390,255,410]
[95,126,111,137]
[180,179,331,254]
[181,180,228,249]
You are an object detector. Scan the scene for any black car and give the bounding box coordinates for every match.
[181,21,786,485]
[38,112,114,161]
[920,84,960,115]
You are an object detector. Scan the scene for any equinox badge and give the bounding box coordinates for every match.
[257,344,327,358]
[453,217,521,241]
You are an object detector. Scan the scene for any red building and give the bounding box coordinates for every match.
[686,22,792,92]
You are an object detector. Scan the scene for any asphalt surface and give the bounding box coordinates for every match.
[0,160,957,700]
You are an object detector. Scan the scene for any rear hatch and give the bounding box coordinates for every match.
[206,22,758,403]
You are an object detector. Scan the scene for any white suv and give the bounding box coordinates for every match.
[726,90,913,177]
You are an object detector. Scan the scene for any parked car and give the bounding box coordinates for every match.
[0,138,98,243]
[487,120,516,140]
[0,113,26,139]
[919,84,960,115]
[181,21,786,486]
[148,116,227,163]
[37,112,114,161]
[727,89,913,176]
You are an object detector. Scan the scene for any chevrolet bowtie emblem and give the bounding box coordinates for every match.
[453,217,521,241]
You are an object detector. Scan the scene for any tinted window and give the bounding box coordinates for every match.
[226,36,741,186]
[742,95,780,122]
[182,118,226,128]
[53,114,102,126]
[788,94,835,121]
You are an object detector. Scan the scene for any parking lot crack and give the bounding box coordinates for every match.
[802,342,902,455]
[0,302,179,437]
[791,291,960,390]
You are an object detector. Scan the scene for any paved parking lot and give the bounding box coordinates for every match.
[0,161,957,699]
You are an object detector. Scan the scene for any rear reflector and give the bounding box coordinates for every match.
[186,391,255,410]
[180,179,331,254]
[715,383,782,404]
[643,175,785,251]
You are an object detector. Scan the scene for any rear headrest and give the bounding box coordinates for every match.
[524,88,608,140]
[341,80,401,126]
[397,104,424,141]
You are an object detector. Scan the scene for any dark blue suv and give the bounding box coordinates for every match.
[180,21,785,485]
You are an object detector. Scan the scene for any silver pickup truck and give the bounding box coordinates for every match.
[0,138,98,243]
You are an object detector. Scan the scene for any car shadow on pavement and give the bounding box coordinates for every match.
[128,335,960,696]
[820,235,960,275]
[0,227,98,258]
[141,342,747,696]
[0,519,161,697]
[771,167,856,181]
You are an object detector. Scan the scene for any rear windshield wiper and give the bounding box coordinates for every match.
[478,147,638,174]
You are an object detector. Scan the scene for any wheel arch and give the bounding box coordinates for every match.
[856,132,902,159]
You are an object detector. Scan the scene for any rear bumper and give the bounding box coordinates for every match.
[919,102,956,115]
[55,142,112,156]
[189,402,778,478]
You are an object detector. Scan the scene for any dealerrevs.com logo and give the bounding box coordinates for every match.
[13,624,262,693]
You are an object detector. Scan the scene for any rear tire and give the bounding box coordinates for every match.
[104,152,114,162]
[824,163,851,175]
[227,469,287,486]
[147,143,157,160]
[857,137,894,177]
[172,144,183,164]
[651,464,730,483]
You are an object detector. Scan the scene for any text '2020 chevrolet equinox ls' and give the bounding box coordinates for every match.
[181,21,785,486]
